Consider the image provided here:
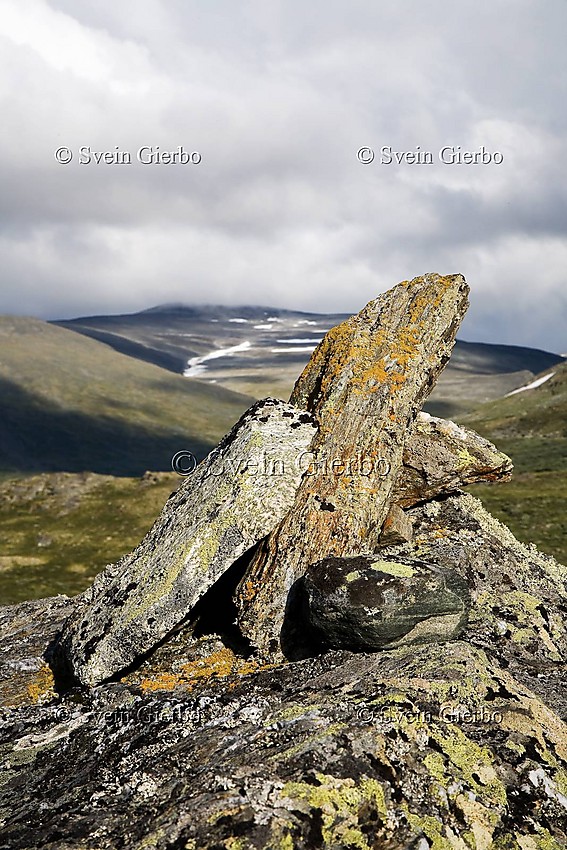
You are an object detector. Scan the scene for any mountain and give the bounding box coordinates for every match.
[463,360,567,469]
[464,361,567,565]
[54,304,565,417]
[53,304,345,402]
[0,316,254,476]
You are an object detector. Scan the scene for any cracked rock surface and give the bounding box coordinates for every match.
[1,274,565,849]
[1,495,566,849]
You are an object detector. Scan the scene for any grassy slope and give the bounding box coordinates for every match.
[0,472,181,605]
[0,317,254,475]
[0,320,564,604]
[463,362,567,565]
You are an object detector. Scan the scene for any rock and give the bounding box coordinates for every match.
[300,555,470,651]
[56,398,318,687]
[381,491,567,719]
[2,603,567,848]
[379,504,414,545]
[394,411,513,507]
[0,595,74,709]
[235,273,470,656]
[1,477,566,848]
[3,272,566,847]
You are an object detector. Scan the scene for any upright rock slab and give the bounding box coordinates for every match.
[235,273,470,655]
[57,399,317,686]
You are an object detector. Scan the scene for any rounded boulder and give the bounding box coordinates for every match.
[301,555,470,651]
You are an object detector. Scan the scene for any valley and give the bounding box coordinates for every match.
[0,305,564,604]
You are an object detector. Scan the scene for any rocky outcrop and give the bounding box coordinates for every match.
[56,398,317,686]
[235,273,470,654]
[2,272,565,848]
[1,494,566,849]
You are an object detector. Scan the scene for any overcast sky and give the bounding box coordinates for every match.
[1,0,566,350]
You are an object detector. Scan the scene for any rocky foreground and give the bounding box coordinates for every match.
[1,274,566,849]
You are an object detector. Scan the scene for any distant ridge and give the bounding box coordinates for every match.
[53,304,565,417]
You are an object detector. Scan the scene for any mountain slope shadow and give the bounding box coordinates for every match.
[0,376,213,476]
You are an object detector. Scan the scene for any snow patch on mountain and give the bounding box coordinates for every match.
[271,346,317,353]
[505,372,555,396]
[276,338,323,344]
[184,341,252,377]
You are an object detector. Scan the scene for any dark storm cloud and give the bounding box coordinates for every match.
[0,0,566,350]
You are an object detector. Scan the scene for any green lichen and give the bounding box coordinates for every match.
[269,703,322,724]
[136,829,166,849]
[281,772,387,848]
[404,811,455,850]
[273,722,347,762]
[120,479,243,626]
[122,551,188,625]
[472,587,563,661]
[424,752,447,783]
[457,447,477,470]
[504,739,525,756]
[458,493,567,585]
[370,560,415,577]
[533,831,566,850]
[195,507,239,575]
[272,832,294,850]
[502,591,544,614]
[554,767,567,797]
[430,726,507,806]
[346,570,361,582]
[511,627,536,645]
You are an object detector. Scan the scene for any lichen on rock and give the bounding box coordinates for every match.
[1,273,566,848]
[55,398,317,687]
[300,554,470,652]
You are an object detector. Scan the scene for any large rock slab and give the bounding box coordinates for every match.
[235,273,470,655]
[301,555,470,651]
[56,398,317,686]
[3,620,567,849]
[394,411,513,507]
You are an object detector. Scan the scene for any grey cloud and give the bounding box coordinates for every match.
[0,0,566,352]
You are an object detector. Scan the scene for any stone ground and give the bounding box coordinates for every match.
[1,493,566,850]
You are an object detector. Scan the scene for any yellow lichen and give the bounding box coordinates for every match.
[25,663,56,705]
[138,649,267,693]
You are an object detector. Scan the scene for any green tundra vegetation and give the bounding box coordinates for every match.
[0,315,564,605]
[465,362,566,566]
